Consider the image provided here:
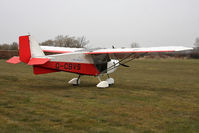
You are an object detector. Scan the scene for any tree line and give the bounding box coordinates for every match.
[0,42,18,50]
[40,35,89,48]
[1,36,199,50]
[0,36,199,59]
[0,35,89,50]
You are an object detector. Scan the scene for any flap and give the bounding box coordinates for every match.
[6,56,21,64]
[28,58,50,65]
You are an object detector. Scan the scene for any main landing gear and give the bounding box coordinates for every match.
[68,75,81,86]
[68,74,114,88]
[96,74,114,88]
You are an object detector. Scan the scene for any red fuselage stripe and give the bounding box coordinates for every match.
[39,61,100,76]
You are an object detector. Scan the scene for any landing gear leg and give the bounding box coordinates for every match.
[68,75,81,86]
[106,74,114,85]
[96,75,109,88]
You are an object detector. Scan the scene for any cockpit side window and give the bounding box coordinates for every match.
[91,54,110,72]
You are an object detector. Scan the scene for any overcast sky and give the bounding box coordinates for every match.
[0,0,198,48]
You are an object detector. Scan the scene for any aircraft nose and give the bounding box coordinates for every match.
[114,60,119,67]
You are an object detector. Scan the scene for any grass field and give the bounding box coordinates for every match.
[0,59,199,133]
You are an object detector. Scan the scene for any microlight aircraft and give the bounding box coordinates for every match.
[7,35,192,88]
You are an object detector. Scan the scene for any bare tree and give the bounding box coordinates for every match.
[10,42,18,50]
[0,44,10,50]
[64,36,76,47]
[0,42,18,50]
[131,42,140,48]
[194,37,199,47]
[43,35,89,48]
[39,35,89,48]
[55,35,65,47]
[76,36,89,48]
[40,40,55,46]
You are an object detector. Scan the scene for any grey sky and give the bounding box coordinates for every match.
[0,0,198,48]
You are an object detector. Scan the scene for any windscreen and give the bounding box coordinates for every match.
[91,54,111,73]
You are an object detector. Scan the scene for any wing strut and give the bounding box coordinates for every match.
[119,52,148,66]
[101,53,147,74]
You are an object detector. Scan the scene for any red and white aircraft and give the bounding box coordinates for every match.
[7,35,192,88]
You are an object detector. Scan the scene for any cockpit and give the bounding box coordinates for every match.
[91,54,111,73]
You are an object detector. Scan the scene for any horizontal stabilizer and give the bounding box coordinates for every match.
[33,66,59,75]
[6,56,21,64]
[28,58,50,65]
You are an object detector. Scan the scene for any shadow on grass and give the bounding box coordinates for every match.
[20,80,98,91]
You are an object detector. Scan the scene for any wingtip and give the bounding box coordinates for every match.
[176,46,193,51]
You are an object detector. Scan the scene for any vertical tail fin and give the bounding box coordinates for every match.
[19,35,45,63]
[19,35,31,63]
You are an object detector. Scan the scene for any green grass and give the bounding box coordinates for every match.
[0,59,199,133]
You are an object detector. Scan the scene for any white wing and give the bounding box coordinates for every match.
[41,45,193,54]
[84,46,193,54]
[41,46,84,54]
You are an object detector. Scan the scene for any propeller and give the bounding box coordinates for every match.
[120,63,130,67]
[112,45,130,67]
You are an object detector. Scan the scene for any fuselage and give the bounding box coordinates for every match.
[38,53,119,76]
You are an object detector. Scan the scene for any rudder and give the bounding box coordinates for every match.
[19,35,31,63]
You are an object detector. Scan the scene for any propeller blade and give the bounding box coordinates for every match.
[112,45,119,60]
[120,63,130,67]
[112,45,130,67]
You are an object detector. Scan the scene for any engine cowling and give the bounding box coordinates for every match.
[107,59,119,74]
